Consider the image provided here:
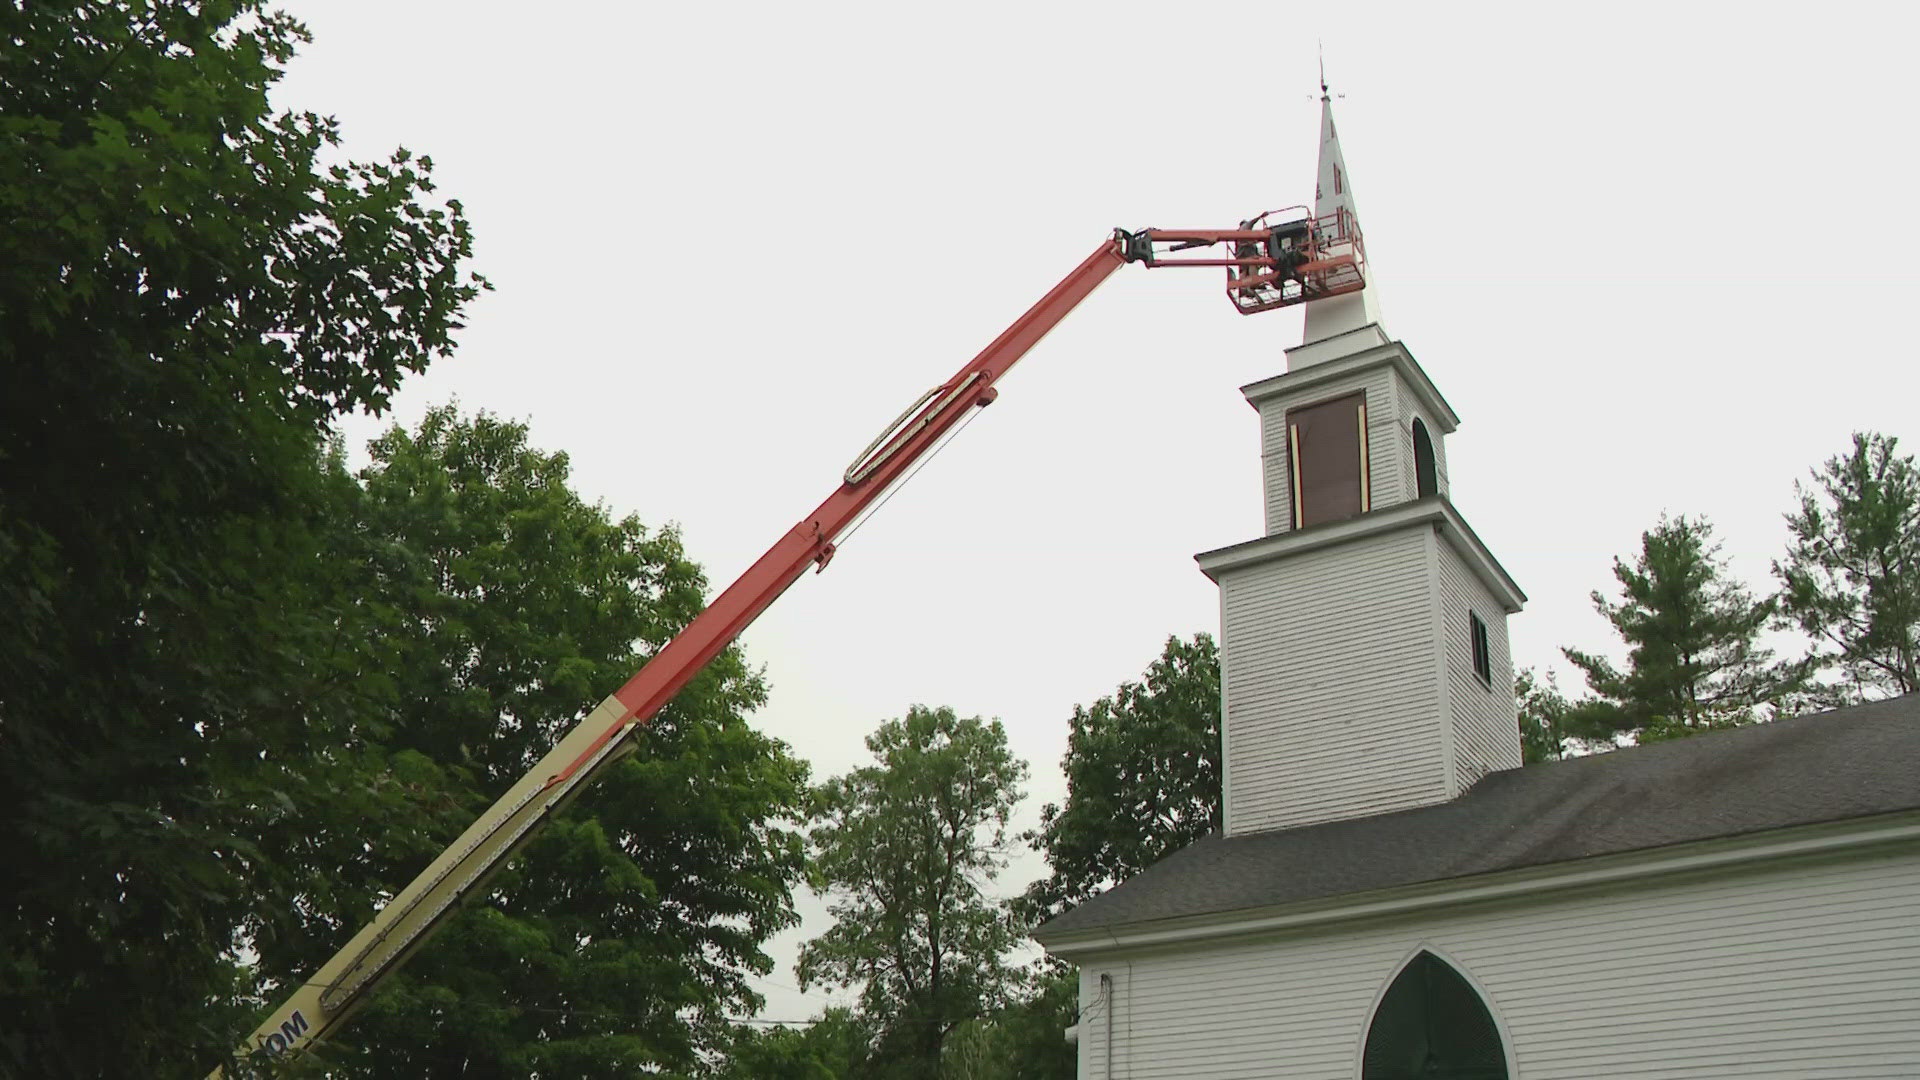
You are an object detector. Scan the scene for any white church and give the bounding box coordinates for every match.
[1032,93,1920,1079]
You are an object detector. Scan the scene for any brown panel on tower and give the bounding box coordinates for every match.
[1288,391,1368,528]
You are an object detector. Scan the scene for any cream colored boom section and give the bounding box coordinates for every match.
[210,695,640,1077]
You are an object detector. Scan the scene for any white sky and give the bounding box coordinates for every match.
[269,1,1920,1023]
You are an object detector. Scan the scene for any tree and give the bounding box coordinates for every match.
[1776,432,1920,701]
[716,1009,872,1080]
[250,409,812,1076]
[0,4,482,1072]
[940,969,1079,1080]
[799,706,1030,1078]
[1021,634,1220,922]
[1514,667,1576,764]
[1561,515,1810,743]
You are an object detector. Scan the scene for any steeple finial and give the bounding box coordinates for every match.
[1319,42,1328,100]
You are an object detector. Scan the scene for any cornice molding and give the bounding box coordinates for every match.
[1241,337,1462,433]
[1196,497,1525,612]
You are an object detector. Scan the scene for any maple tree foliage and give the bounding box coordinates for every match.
[0,3,481,1072]
[799,707,1029,1078]
[248,410,812,1077]
[1021,634,1221,922]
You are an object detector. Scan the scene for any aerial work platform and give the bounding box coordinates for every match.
[1118,206,1367,314]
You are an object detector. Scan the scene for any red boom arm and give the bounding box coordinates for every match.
[221,233,1139,1072]
[559,236,1130,778]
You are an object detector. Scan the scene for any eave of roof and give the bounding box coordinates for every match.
[1036,811,1920,956]
[1034,694,1920,947]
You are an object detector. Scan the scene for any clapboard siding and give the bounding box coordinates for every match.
[1074,847,1920,1079]
[1395,407,1416,503]
[1259,368,1403,536]
[1440,542,1520,791]
[1219,526,1447,834]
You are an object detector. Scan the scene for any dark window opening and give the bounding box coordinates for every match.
[1470,613,1492,687]
[1288,391,1369,529]
[1363,952,1509,1080]
[1413,417,1438,499]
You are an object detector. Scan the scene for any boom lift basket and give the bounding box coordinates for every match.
[1119,206,1367,315]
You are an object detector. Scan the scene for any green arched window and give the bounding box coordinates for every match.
[1361,951,1508,1080]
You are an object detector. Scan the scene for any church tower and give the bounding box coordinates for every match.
[1198,92,1526,836]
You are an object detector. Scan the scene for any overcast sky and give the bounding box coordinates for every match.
[268,1,1920,1022]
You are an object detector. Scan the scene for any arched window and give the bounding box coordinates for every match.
[1362,951,1508,1080]
[1412,418,1438,499]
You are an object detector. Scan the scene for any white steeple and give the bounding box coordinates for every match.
[1196,76,1527,837]
[1298,86,1386,358]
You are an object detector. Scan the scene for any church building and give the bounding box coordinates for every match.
[1032,92,1920,1079]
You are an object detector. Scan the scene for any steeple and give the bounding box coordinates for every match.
[1302,89,1384,348]
[1195,85,1526,837]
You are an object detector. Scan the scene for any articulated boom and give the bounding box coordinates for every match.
[219,215,1349,1074]
[1118,206,1367,314]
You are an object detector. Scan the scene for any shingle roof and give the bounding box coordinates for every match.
[1035,694,1920,940]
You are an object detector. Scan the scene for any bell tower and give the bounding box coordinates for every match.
[1198,90,1526,837]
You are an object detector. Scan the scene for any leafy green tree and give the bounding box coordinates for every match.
[1561,515,1811,743]
[1775,432,1920,701]
[941,969,1079,1080]
[1515,667,1574,764]
[716,1009,872,1080]
[799,706,1030,1078]
[1021,634,1220,922]
[250,409,812,1076]
[0,3,481,1072]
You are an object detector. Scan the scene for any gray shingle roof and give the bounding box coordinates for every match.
[1035,694,1920,940]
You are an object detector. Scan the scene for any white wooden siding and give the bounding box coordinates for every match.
[1074,847,1920,1079]
[1219,526,1447,834]
[1440,542,1520,791]
[1395,410,1416,505]
[1258,368,1402,536]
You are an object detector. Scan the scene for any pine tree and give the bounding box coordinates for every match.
[1775,432,1920,701]
[1562,515,1810,743]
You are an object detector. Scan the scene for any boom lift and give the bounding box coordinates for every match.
[218,211,1365,1075]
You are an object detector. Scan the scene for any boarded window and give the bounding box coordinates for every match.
[1288,391,1370,528]
[1363,952,1509,1080]
[1470,612,1492,686]
[1413,417,1438,498]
